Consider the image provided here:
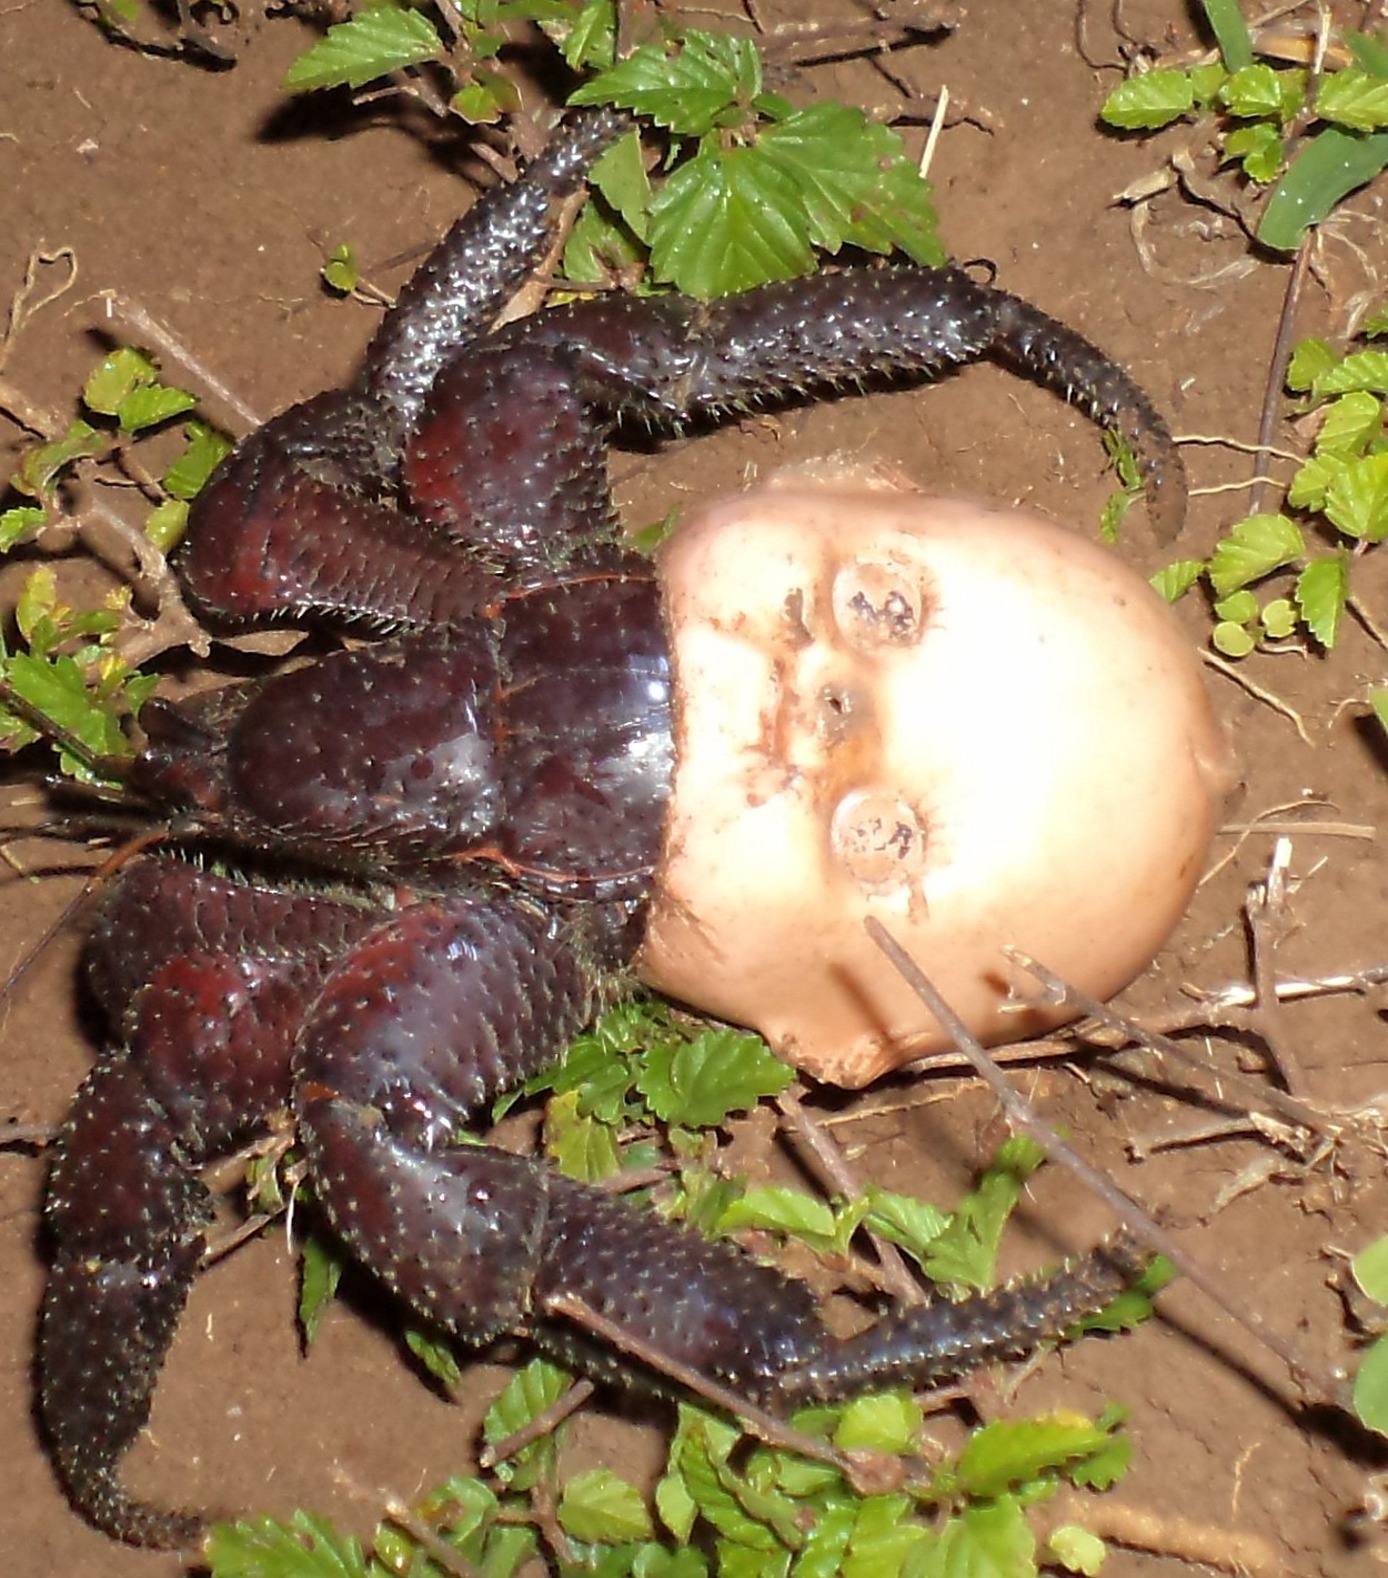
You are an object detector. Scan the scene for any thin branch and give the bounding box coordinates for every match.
[1244,837,1308,1093]
[774,1086,924,1306]
[0,247,78,375]
[478,1379,596,1468]
[1035,1488,1281,1575]
[1201,650,1311,743]
[542,1290,903,1495]
[1004,946,1338,1135]
[865,918,1348,1407]
[92,291,261,437]
[379,1502,488,1578]
[1,1121,53,1150]
[1249,234,1313,517]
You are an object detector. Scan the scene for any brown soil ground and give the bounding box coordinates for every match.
[3,3,1388,1575]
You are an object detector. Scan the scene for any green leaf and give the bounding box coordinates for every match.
[1315,390,1383,456]
[283,5,444,93]
[843,1494,931,1578]
[1212,620,1256,657]
[0,504,45,550]
[1287,335,1339,390]
[1046,1524,1107,1575]
[1200,0,1253,72]
[1150,559,1205,601]
[118,382,196,434]
[635,1024,791,1127]
[404,1325,462,1386]
[15,564,57,646]
[1260,597,1297,639]
[840,147,944,266]
[753,103,941,262]
[1223,121,1282,182]
[1314,348,1388,397]
[558,1468,654,1544]
[204,1511,370,1577]
[298,1234,344,1346]
[920,1498,1032,1578]
[590,130,653,243]
[865,1186,949,1264]
[1324,451,1388,538]
[1258,127,1388,251]
[164,420,232,500]
[1220,62,1283,119]
[11,419,105,498]
[1286,452,1344,511]
[1362,302,1388,337]
[561,195,647,286]
[1100,69,1195,130]
[83,346,156,415]
[1347,29,1388,78]
[720,1547,792,1578]
[717,1185,838,1246]
[789,1499,858,1578]
[1369,686,1388,740]
[1188,62,1230,108]
[676,1420,783,1551]
[545,0,616,71]
[656,1406,713,1543]
[1213,588,1258,623]
[1067,1411,1132,1492]
[451,67,521,125]
[1354,1235,1388,1303]
[3,649,130,761]
[321,242,359,295]
[1071,1258,1173,1337]
[1354,1335,1388,1437]
[648,140,815,296]
[571,30,761,136]
[954,1411,1120,1500]
[831,1390,922,1454]
[1295,551,1350,647]
[481,1357,574,1490]
[544,1088,621,1181]
[1317,68,1388,131]
[923,1136,1044,1292]
[1206,513,1306,594]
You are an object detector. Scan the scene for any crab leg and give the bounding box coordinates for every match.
[178,107,628,629]
[418,268,1187,546]
[295,893,1137,1416]
[40,863,375,1547]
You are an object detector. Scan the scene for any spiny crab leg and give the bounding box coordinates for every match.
[43,858,1141,1549]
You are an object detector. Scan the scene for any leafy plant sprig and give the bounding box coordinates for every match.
[1099,1,1388,251]
[281,4,943,300]
[1151,308,1388,670]
[1,347,229,780]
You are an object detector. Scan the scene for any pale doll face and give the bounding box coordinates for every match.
[638,475,1234,1088]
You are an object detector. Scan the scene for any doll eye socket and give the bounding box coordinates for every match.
[831,558,928,652]
[829,789,928,892]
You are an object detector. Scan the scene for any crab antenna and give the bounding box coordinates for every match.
[0,823,170,1008]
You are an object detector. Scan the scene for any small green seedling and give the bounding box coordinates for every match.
[0,347,228,782]
[1152,306,1388,689]
[280,5,942,301]
[1100,0,1388,252]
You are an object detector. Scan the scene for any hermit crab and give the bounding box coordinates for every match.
[32,108,1226,1547]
